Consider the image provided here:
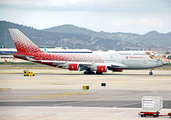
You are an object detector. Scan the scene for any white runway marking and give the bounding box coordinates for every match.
[16,113,29,116]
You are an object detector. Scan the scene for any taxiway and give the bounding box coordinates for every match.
[0,69,171,119]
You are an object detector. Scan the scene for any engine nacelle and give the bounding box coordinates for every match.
[96,66,107,72]
[68,64,79,71]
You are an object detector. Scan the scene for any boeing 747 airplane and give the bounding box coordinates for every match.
[9,29,170,75]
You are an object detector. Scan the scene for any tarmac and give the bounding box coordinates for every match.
[0,69,171,120]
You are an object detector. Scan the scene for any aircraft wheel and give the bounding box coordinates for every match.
[96,72,102,74]
[149,72,153,75]
[89,71,94,74]
[92,72,95,74]
[84,71,96,75]
[84,71,88,74]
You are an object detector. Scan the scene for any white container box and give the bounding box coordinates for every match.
[142,96,163,112]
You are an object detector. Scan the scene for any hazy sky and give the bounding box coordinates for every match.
[0,0,171,34]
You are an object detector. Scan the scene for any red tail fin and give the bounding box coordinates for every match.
[9,29,42,53]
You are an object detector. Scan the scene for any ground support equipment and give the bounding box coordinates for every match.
[139,112,170,118]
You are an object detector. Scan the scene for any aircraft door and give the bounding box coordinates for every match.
[121,58,125,64]
[143,58,147,64]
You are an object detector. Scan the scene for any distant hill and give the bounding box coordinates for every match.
[44,24,171,47]
[0,21,137,51]
[0,21,169,51]
[138,31,171,47]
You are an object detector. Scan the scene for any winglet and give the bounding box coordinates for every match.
[9,29,42,53]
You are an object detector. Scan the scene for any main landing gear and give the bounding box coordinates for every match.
[96,72,103,74]
[149,69,153,75]
[84,70,103,75]
[84,70,95,74]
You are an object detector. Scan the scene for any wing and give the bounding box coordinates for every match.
[41,60,92,71]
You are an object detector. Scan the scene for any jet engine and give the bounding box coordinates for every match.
[68,64,79,71]
[96,66,107,72]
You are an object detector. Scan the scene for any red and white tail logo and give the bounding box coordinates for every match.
[9,29,42,53]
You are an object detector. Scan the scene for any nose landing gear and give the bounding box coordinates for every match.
[149,69,153,75]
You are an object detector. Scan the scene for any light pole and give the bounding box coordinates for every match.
[134,35,136,51]
[72,38,76,53]
[60,35,63,53]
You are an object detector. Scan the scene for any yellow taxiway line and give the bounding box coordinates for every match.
[18,92,93,99]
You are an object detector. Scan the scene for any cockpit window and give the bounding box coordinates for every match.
[150,52,159,57]
[146,51,159,59]
[151,52,155,56]
[155,53,159,57]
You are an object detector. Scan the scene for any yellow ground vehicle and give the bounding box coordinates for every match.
[24,70,35,76]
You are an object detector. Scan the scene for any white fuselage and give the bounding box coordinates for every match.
[98,51,163,69]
